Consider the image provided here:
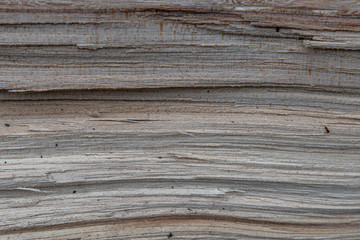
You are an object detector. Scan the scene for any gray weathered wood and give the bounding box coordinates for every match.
[0,0,360,239]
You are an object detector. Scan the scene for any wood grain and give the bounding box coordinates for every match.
[1,0,360,92]
[1,0,360,239]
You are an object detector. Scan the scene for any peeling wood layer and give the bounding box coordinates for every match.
[1,1,360,92]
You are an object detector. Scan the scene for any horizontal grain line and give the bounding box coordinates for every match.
[1,213,359,236]
[2,85,360,95]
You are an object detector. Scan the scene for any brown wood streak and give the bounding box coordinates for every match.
[1,214,359,235]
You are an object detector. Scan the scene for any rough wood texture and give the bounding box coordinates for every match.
[1,1,360,239]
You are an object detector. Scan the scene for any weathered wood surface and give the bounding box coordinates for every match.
[2,0,360,92]
[1,1,360,239]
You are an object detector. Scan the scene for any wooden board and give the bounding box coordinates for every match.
[1,1,360,239]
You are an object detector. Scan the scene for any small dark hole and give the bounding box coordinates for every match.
[168,232,173,238]
[207,90,210,93]
[55,144,58,147]
[40,155,43,158]
[4,161,7,164]
[171,186,174,189]
[73,190,76,194]
[93,128,95,130]
[324,125,330,133]
[158,156,162,159]
[4,123,10,127]
[276,27,280,32]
